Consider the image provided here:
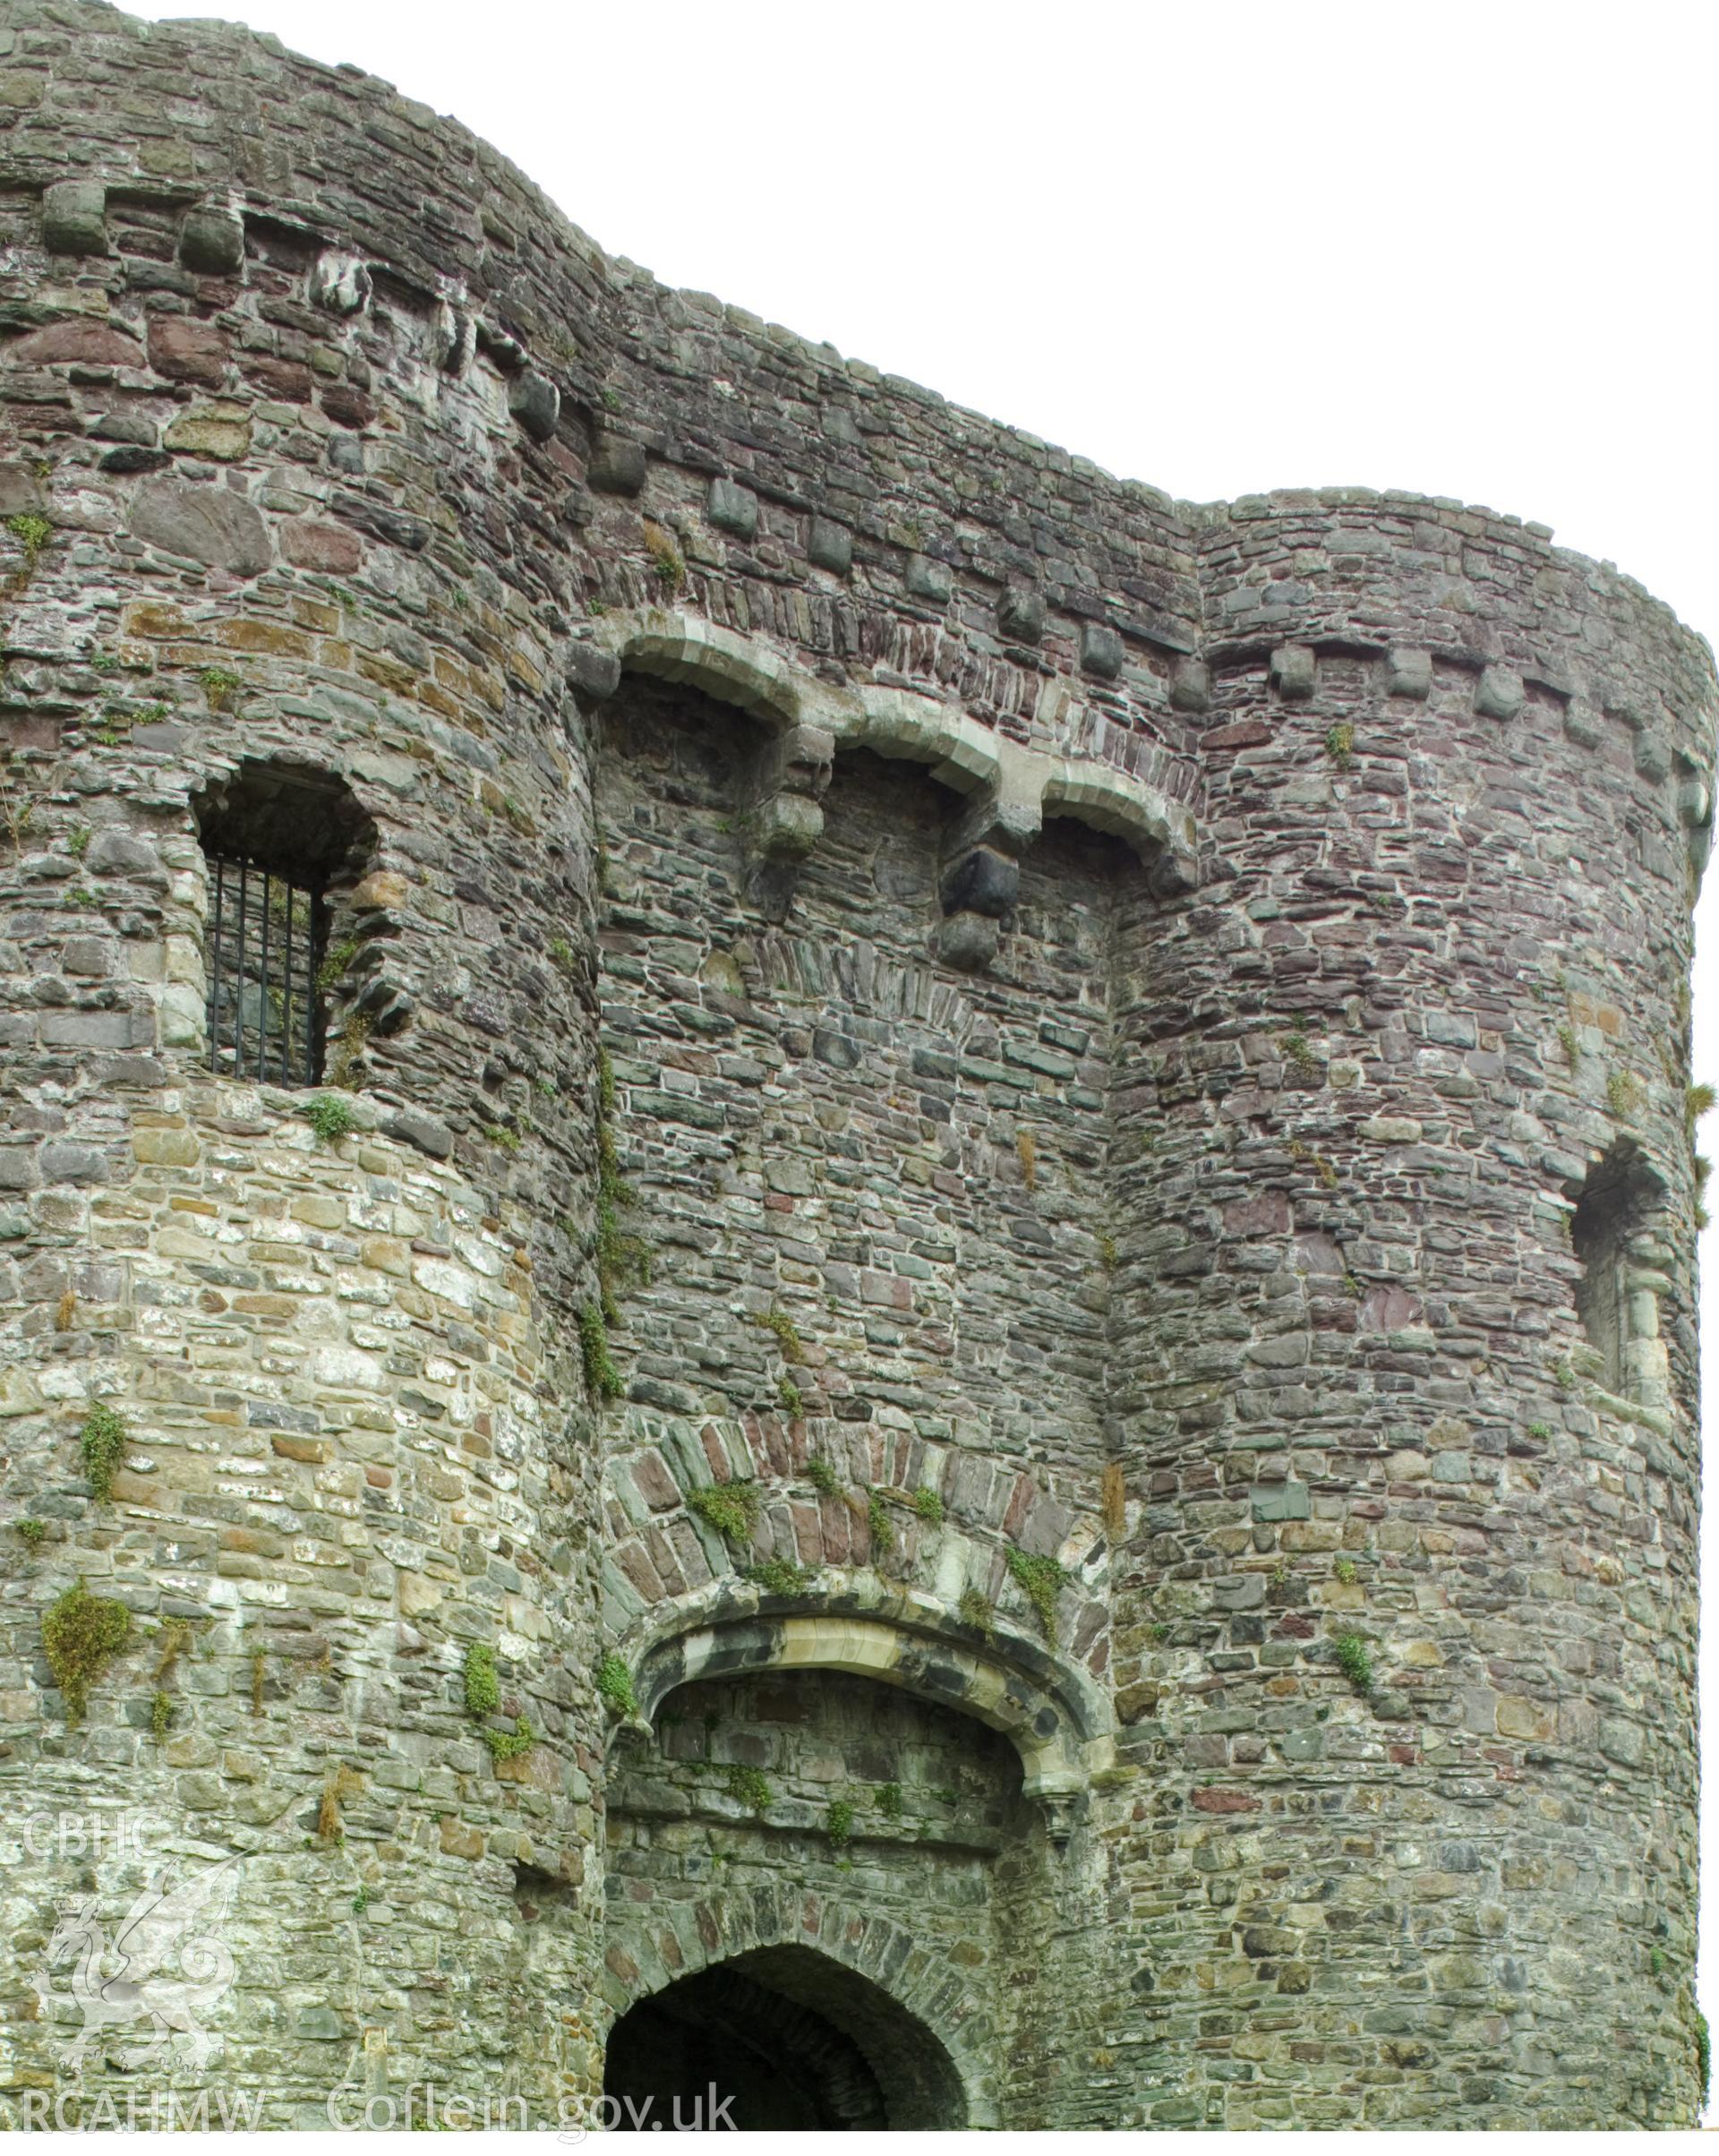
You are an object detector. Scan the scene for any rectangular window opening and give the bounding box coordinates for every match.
[204,850,326,1086]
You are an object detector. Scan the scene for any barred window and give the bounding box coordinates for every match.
[204,851,326,1085]
[192,758,378,1091]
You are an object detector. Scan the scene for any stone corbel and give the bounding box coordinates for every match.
[311,251,372,317]
[934,761,1042,972]
[1676,753,1714,877]
[1029,1781,1081,1849]
[433,278,476,375]
[178,196,245,278]
[743,723,834,921]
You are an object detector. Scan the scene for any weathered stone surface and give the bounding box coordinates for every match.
[904,552,952,603]
[1252,1481,1311,1522]
[932,910,999,971]
[707,475,757,538]
[807,515,851,574]
[588,433,646,494]
[92,414,157,447]
[1080,621,1123,678]
[381,1108,455,1159]
[147,314,231,385]
[0,1,1711,2136]
[244,354,312,403]
[939,844,1019,918]
[10,317,141,365]
[1270,641,1316,698]
[320,381,373,428]
[99,443,168,474]
[1637,731,1672,782]
[309,250,371,314]
[1386,645,1432,698]
[1475,663,1526,720]
[128,476,270,574]
[509,366,560,441]
[41,179,105,254]
[178,202,244,274]
[164,403,251,459]
[0,462,46,515]
[568,643,621,699]
[1169,655,1210,711]
[749,791,823,860]
[351,869,408,911]
[280,517,363,573]
[996,585,1045,642]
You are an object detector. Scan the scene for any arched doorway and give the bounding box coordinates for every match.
[603,1945,969,2130]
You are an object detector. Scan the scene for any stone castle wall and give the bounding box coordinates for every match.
[0,0,1715,2128]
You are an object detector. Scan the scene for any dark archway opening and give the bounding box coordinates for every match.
[603,1946,967,2130]
[1571,1141,1664,1394]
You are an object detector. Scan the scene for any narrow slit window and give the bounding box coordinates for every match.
[204,850,327,1085]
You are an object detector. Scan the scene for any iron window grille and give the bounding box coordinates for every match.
[204,849,326,1086]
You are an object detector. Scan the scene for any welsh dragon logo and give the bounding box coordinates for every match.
[37,1853,241,2071]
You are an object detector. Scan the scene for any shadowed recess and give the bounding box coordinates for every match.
[602,1946,968,2129]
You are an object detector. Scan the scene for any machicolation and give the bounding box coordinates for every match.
[0,0,1715,2129]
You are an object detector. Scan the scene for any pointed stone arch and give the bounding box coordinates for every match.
[600,1892,997,2126]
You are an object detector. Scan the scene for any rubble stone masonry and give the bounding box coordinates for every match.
[0,0,1715,2126]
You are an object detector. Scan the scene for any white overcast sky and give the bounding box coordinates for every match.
[129,0,1719,2104]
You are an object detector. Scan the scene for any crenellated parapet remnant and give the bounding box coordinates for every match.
[0,0,1715,2135]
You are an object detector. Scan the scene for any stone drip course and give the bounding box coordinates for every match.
[0,0,1715,2129]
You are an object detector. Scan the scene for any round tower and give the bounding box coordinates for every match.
[0,0,1712,2130]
